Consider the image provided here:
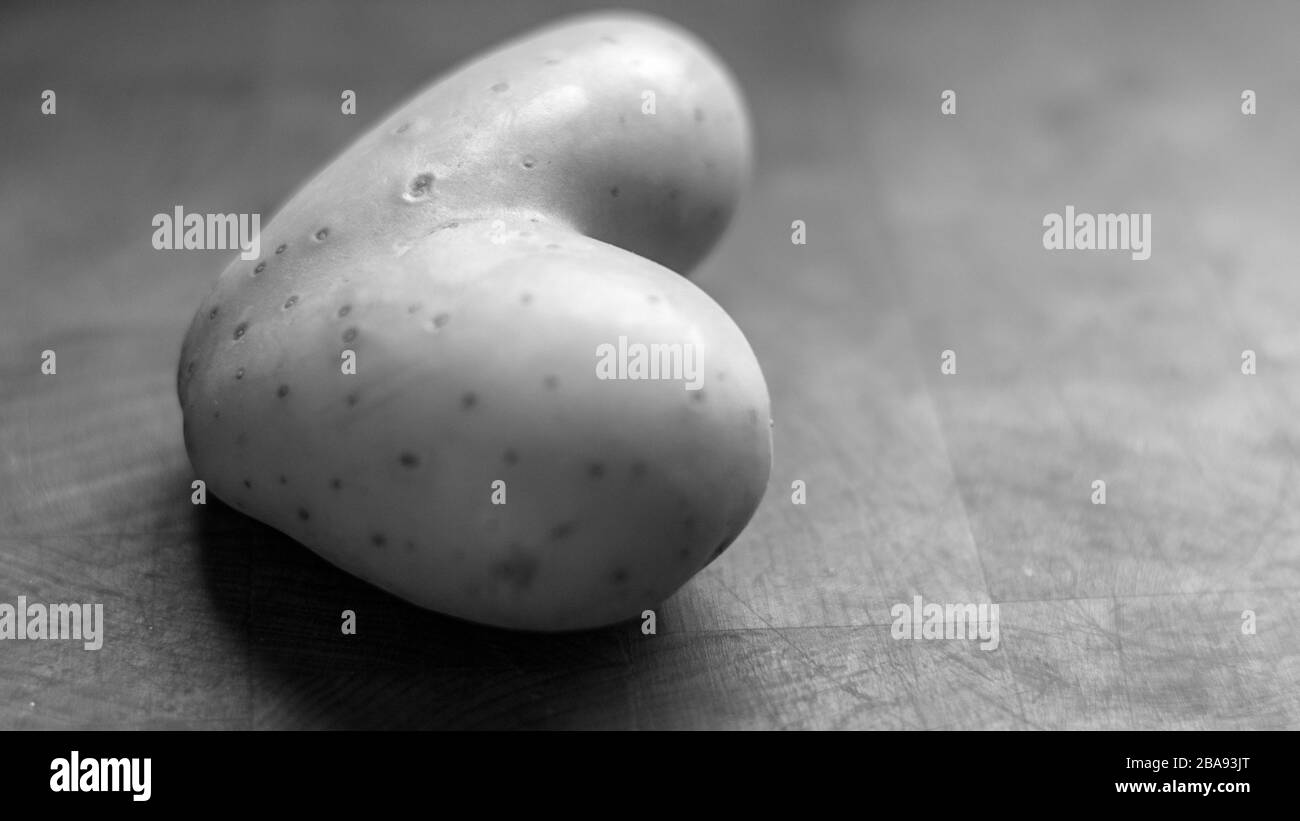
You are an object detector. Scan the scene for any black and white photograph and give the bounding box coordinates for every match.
[0,0,1293,784]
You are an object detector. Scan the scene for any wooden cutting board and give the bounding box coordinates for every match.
[1,0,1296,729]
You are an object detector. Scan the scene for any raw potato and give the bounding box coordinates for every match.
[178,12,770,630]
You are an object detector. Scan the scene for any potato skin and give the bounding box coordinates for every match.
[268,11,752,277]
[178,14,767,631]
[183,221,771,630]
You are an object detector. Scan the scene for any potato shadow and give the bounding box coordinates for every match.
[190,498,641,729]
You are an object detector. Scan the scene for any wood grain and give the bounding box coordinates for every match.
[1,0,1296,729]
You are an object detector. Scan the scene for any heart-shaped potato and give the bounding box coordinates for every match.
[178,12,770,631]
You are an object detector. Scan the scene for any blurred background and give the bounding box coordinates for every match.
[1,0,1297,728]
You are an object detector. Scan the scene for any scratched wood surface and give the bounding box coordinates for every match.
[1,0,1297,729]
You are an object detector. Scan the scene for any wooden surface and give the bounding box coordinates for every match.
[2,0,1297,729]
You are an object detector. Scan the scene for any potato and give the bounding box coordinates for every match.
[177,12,770,630]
